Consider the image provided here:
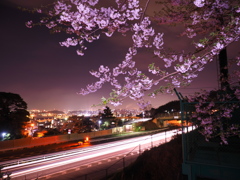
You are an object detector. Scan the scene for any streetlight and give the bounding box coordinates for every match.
[31,123,34,136]
[98,120,102,130]
[2,132,6,140]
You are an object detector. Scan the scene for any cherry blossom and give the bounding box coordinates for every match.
[188,87,240,144]
[26,0,240,142]
[25,1,240,104]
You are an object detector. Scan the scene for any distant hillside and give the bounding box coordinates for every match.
[149,100,180,118]
[47,110,65,114]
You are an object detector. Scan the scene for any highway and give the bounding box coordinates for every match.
[1,127,194,180]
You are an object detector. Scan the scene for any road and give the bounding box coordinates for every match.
[1,128,193,180]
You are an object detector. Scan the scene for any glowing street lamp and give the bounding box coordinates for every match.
[98,120,102,130]
[84,136,90,144]
[30,123,34,136]
[2,132,6,140]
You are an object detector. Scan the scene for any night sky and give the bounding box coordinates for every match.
[1,0,238,111]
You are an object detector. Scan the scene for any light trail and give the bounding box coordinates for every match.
[2,127,195,179]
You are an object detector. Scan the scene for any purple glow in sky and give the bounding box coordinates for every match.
[1,0,238,111]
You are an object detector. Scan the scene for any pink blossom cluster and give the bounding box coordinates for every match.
[188,87,240,144]
[26,0,240,113]
[27,0,142,56]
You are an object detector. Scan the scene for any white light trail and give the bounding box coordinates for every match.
[3,127,195,179]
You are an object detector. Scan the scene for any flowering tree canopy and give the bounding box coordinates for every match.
[26,0,240,144]
[25,0,240,109]
[188,87,240,144]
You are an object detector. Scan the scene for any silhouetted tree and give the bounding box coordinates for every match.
[102,106,113,118]
[0,92,29,139]
[81,117,95,132]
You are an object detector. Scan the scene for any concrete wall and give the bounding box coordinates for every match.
[0,129,114,151]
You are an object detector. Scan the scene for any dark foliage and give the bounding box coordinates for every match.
[0,92,29,139]
[81,117,96,132]
[102,106,113,118]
